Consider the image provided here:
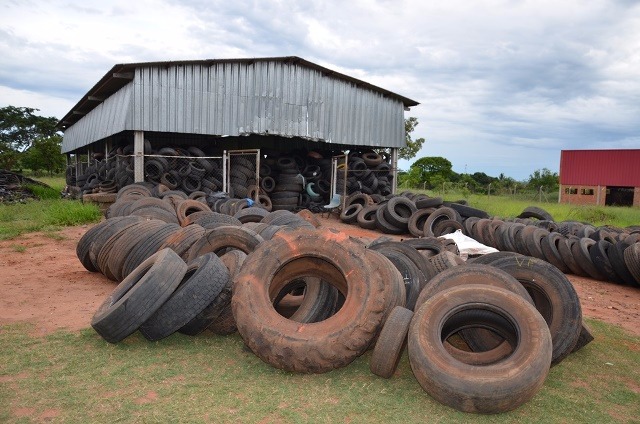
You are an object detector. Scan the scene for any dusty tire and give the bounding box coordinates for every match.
[91,249,188,343]
[232,229,387,373]
[139,253,230,341]
[490,256,582,365]
[186,226,264,261]
[370,306,413,378]
[408,284,552,414]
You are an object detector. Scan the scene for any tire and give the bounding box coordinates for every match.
[428,251,464,274]
[447,202,490,219]
[139,253,230,341]
[623,243,640,287]
[608,241,639,286]
[91,249,188,343]
[540,233,571,274]
[571,321,595,353]
[589,240,621,283]
[176,200,212,226]
[383,197,417,228]
[77,216,143,272]
[186,226,264,261]
[340,203,363,224]
[159,224,207,261]
[234,206,270,223]
[356,205,379,230]
[558,237,588,277]
[232,229,387,373]
[423,207,460,237]
[120,223,182,279]
[375,205,406,235]
[415,197,443,209]
[370,306,413,378]
[571,238,607,280]
[179,250,244,336]
[407,209,433,238]
[518,206,554,221]
[490,255,582,365]
[408,284,552,414]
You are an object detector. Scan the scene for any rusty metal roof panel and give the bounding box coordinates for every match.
[560,149,640,186]
[60,57,416,153]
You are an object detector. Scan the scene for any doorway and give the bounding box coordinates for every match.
[605,186,634,206]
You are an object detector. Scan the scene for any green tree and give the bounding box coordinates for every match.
[410,156,453,189]
[0,106,59,169]
[527,168,559,192]
[21,135,66,175]
[399,117,426,160]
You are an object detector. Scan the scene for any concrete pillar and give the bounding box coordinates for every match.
[391,148,398,194]
[134,131,144,183]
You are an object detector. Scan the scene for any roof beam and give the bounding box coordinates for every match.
[113,72,134,80]
[88,95,105,101]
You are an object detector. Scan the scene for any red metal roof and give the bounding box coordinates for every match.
[560,149,640,186]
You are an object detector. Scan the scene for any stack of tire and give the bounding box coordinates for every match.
[339,151,394,197]
[72,142,225,197]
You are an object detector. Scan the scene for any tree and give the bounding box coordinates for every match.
[21,135,66,175]
[410,156,453,189]
[399,117,426,160]
[0,106,59,169]
[527,168,559,192]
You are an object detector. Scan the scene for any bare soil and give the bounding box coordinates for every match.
[1,215,639,337]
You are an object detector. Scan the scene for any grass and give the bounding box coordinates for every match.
[416,190,640,228]
[0,318,638,423]
[0,176,101,240]
[10,244,26,253]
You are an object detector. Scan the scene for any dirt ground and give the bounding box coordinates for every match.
[1,215,639,337]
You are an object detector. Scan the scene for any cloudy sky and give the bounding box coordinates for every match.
[1,0,639,180]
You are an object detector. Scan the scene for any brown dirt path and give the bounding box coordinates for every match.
[0,215,638,336]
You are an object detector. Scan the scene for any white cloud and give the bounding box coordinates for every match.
[0,0,639,180]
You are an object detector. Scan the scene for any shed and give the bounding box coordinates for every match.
[559,149,640,207]
[58,57,418,201]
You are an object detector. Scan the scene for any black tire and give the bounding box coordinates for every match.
[340,203,363,224]
[91,249,188,343]
[186,225,264,261]
[408,284,552,414]
[139,253,230,341]
[518,206,554,221]
[375,205,406,235]
[407,209,433,238]
[423,207,460,237]
[356,205,379,230]
[383,197,417,228]
[179,250,244,335]
[448,202,490,219]
[571,238,607,280]
[120,223,182,279]
[590,240,621,283]
[370,306,413,378]
[540,233,571,274]
[490,255,583,365]
[415,197,443,209]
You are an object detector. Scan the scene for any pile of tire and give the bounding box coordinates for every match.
[464,208,640,287]
[337,151,394,197]
[80,212,592,414]
[71,141,224,197]
[339,191,488,236]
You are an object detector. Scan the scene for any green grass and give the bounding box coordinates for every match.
[0,318,638,423]
[0,174,101,240]
[0,199,101,240]
[416,190,640,228]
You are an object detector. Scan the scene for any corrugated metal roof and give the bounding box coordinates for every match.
[560,149,640,186]
[59,57,419,153]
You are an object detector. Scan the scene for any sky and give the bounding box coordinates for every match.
[1,0,639,181]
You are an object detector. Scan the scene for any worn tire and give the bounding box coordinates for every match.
[408,284,552,414]
[139,253,230,341]
[490,255,582,365]
[91,249,187,343]
[370,306,413,378]
[232,230,387,373]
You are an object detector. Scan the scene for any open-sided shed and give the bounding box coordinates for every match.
[58,57,417,204]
